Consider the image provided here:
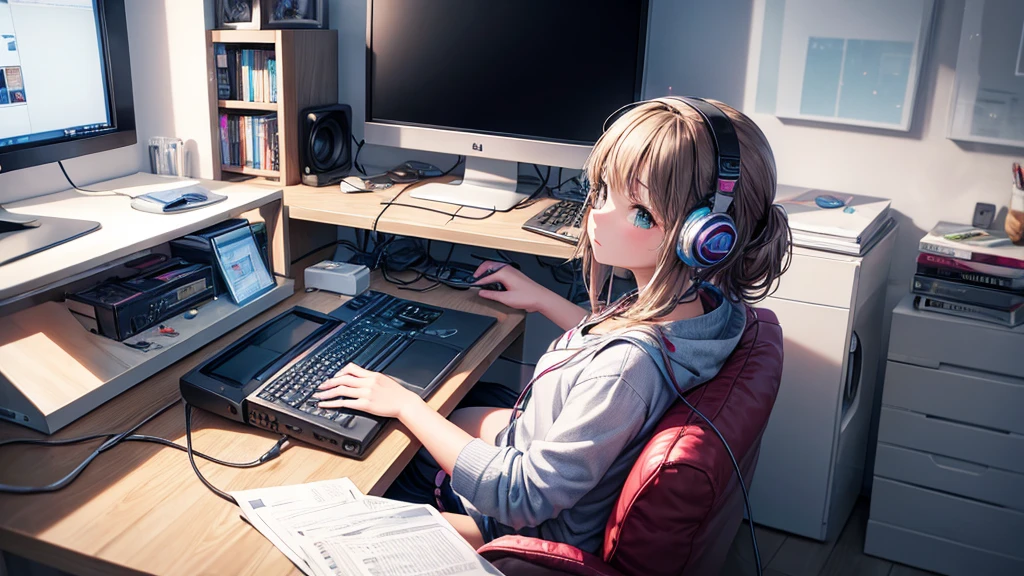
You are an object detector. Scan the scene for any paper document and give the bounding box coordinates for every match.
[231,478,501,576]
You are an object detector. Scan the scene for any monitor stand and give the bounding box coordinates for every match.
[408,156,530,212]
[0,205,101,267]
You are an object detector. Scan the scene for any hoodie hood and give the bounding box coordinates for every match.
[576,284,747,398]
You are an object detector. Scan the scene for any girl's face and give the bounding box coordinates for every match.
[586,179,665,271]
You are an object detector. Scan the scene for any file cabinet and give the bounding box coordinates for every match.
[748,226,896,541]
[864,295,1024,575]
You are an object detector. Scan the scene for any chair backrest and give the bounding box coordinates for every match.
[602,305,784,576]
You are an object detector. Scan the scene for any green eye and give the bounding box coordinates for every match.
[630,206,656,229]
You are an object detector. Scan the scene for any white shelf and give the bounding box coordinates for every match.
[0,172,282,306]
[0,280,294,433]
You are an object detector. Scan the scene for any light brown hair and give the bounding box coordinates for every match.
[573,98,792,321]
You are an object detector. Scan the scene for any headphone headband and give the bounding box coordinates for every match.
[600,96,742,269]
[601,96,740,214]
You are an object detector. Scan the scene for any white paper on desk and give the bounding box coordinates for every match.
[231,477,364,574]
[295,500,502,576]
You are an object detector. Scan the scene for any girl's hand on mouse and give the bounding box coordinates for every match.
[471,261,551,313]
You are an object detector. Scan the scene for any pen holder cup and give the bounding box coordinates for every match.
[1008,185,1024,245]
[149,137,185,177]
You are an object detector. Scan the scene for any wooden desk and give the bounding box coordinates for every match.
[284,180,577,260]
[0,276,525,576]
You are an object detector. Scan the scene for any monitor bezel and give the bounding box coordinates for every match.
[0,0,136,174]
[363,0,650,169]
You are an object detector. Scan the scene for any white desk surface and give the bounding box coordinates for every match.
[0,172,282,304]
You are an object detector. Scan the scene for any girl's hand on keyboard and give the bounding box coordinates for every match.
[471,261,550,313]
[315,363,419,418]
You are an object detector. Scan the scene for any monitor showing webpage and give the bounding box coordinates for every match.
[0,0,111,147]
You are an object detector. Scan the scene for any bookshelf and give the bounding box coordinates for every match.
[207,29,338,185]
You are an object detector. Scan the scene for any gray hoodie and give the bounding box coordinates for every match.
[452,285,746,554]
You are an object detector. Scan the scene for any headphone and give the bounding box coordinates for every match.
[601,96,741,269]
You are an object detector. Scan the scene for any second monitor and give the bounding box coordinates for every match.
[364,0,650,211]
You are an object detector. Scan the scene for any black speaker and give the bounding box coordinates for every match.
[299,104,353,187]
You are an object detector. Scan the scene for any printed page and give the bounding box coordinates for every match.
[294,501,502,576]
[231,477,364,574]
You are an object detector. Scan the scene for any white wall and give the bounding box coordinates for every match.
[0,0,214,205]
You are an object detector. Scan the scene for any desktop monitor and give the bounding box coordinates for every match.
[365,0,649,211]
[0,0,135,263]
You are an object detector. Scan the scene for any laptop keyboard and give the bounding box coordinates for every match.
[257,324,401,425]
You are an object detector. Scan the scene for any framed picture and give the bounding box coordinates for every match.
[216,0,261,30]
[748,0,935,132]
[261,0,328,30]
[949,0,1024,147]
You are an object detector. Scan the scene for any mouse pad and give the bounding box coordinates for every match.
[0,215,101,267]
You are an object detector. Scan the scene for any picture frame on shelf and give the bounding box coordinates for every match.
[216,0,261,30]
[261,0,328,30]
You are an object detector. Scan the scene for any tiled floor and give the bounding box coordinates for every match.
[720,499,941,576]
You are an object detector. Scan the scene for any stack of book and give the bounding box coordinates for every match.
[913,222,1024,327]
[215,44,277,103]
[777,187,895,256]
[219,112,279,171]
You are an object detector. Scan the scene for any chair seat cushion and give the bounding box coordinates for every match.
[478,535,625,576]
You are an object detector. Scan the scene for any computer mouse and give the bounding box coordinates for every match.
[815,194,845,209]
[476,281,506,292]
[388,168,417,183]
[182,192,208,202]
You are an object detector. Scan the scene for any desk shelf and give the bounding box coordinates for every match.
[0,281,294,434]
[0,173,302,434]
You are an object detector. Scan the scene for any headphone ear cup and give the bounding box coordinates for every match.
[676,207,738,268]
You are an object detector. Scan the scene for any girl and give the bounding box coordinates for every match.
[314,97,791,553]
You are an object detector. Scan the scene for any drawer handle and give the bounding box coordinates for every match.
[923,413,1013,435]
[930,454,988,475]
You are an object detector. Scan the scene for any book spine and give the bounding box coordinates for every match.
[920,241,1024,270]
[917,263,1024,290]
[912,275,1024,310]
[914,295,1021,327]
[219,113,228,166]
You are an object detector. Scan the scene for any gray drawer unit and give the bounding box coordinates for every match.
[865,520,1024,576]
[882,361,1024,435]
[874,444,1024,512]
[886,296,1023,377]
[866,294,1024,575]
[876,406,1024,475]
[869,478,1024,558]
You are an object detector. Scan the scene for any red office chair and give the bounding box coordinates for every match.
[477,305,784,576]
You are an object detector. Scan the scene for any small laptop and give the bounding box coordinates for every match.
[180,290,496,458]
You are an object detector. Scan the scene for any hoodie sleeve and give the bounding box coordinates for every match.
[450,344,660,530]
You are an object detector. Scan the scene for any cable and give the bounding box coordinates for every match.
[58,161,133,198]
[185,403,235,504]
[650,331,762,576]
[0,399,288,498]
[376,201,496,221]
[350,135,367,176]
[371,155,467,238]
[497,355,536,367]
[0,398,180,494]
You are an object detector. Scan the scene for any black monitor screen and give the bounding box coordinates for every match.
[368,0,648,145]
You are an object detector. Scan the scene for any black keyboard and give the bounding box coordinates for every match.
[257,324,403,425]
[522,199,584,244]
